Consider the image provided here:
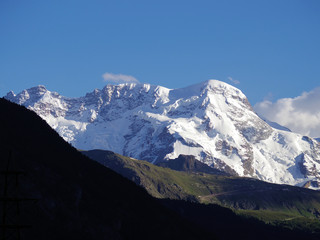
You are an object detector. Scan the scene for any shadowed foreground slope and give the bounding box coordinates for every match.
[0,98,212,239]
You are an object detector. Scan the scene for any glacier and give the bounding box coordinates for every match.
[5,80,320,189]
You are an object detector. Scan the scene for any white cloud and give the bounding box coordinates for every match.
[227,77,240,85]
[102,72,140,84]
[254,87,320,138]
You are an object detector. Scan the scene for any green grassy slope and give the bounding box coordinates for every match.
[83,149,320,234]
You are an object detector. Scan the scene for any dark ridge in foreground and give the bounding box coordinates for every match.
[0,97,318,240]
[0,98,210,239]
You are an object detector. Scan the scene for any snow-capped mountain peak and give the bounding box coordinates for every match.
[5,80,320,189]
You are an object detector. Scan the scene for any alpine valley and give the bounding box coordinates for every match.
[5,80,320,189]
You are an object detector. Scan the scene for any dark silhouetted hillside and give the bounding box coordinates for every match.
[0,98,212,240]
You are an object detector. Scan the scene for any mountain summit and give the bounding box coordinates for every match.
[5,80,320,189]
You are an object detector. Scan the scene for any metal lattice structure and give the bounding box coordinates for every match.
[0,150,36,240]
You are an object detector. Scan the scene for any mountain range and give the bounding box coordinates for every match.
[5,80,320,189]
[1,97,319,239]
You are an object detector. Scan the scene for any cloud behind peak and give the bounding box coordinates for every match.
[254,87,320,138]
[102,72,140,84]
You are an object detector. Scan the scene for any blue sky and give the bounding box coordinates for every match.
[1,0,320,106]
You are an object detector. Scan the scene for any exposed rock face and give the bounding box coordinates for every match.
[5,80,320,189]
[156,154,229,175]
